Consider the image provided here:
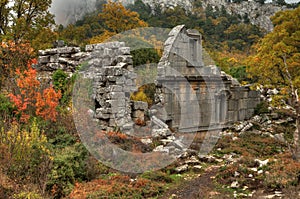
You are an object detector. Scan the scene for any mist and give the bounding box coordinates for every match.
[49,0,97,26]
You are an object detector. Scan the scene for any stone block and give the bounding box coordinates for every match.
[238,99,247,109]
[38,56,50,64]
[116,55,133,64]
[110,92,125,99]
[107,76,116,82]
[57,47,80,54]
[228,100,238,111]
[132,101,148,110]
[44,48,58,55]
[249,90,259,98]
[102,58,112,66]
[50,54,59,63]
[119,47,130,55]
[246,109,254,120]
[116,76,126,85]
[103,48,112,57]
[238,109,246,121]
[95,112,110,119]
[109,85,123,92]
[46,63,60,70]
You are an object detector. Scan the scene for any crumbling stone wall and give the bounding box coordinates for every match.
[83,42,139,134]
[36,25,261,133]
[157,25,261,131]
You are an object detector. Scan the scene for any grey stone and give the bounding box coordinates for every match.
[50,54,59,63]
[119,47,130,55]
[151,116,168,129]
[132,101,148,110]
[38,56,50,64]
[175,164,189,173]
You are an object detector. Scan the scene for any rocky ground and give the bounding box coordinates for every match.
[158,100,300,199]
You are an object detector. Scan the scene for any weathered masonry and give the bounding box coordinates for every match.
[36,25,261,133]
[156,25,261,132]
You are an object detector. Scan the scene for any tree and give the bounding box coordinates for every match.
[248,7,300,160]
[0,41,34,89]
[8,60,61,122]
[0,0,54,43]
[127,0,152,21]
[99,0,148,34]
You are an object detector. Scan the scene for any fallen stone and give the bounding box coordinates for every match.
[231,181,239,188]
[151,116,169,129]
[192,165,203,171]
[255,159,269,167]
[141,138,152,145]
[175,164,189,173]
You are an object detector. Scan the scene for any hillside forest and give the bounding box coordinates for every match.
[0,0,300,198]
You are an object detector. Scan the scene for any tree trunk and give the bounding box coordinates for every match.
[294,102,300,160]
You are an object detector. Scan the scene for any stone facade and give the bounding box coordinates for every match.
[36,25,260,133]
[156,25,260,132]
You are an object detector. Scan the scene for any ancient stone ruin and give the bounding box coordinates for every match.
[36,25,261,135]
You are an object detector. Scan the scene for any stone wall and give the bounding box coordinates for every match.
[36,25,261,133]
[82,42,138,134]
[156,25,261,131]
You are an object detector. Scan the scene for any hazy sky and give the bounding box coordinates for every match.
[50,0,97,25]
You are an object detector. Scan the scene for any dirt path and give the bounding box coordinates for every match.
[160,166,230,199]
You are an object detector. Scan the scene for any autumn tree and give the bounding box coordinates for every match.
[0,41,34,89]
[248,7,300,160]
[8,59,61,122]
[99,0,148,34]
[0,0,55,43]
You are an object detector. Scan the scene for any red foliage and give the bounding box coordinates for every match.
[8,61,61,122]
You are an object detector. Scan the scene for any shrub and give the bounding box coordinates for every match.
[8,63,61,122]
[52,69,74,106]
[0,118,52,193]
[47,143,89,198]
[254,101,269,115]
[69,174,164,199]
[264,152,300,189]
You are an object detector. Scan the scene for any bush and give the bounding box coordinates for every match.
[264,153,300,189]
[47,143,89,198]
[52,69,73,106]
[254,101,269,115]
[0,118,52,193]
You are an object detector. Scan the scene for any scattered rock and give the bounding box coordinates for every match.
[231,181,239,188]
[255,159,269,167]
[175,164,189,173]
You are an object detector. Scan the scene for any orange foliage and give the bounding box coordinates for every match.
[106,131,128,140]
[8,61,61,122]
[0,41,34,89]
[69,174,163,199]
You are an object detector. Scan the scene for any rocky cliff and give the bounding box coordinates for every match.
[201,0,286,32]
[125,0,287,32]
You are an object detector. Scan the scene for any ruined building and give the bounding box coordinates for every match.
[36,25,261,134]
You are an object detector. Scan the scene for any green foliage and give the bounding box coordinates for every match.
[0,93,15,118]
[127,0,152,21]
[47,143,89,198]
[0,118,52,193]
[254,101,270,115]
[131,48,160,66]
[248,6,300,90]
[0,0,55,49]
[229,66,249,82]
[13,191,43,199]
[53,69,68,91]
[140,171,174,183]
[117,36,160,66]
[52,69,75,106]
